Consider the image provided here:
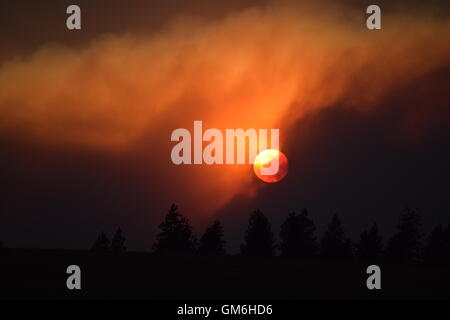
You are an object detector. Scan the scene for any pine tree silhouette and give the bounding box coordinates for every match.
[279,209,317,259]
[153,204,197,254]
[198,220,226,255]
[445,224,450,265]
[240,209,275,257]
[91,231,110,252]
[320,214,353,260]
[357,223,383,263]
[385,207,422,264]
[111,228,127,253]
[422,224,446,265]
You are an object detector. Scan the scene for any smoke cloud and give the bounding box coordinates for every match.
[1,1,450,218]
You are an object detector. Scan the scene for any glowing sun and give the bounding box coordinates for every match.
[253,149,288,183]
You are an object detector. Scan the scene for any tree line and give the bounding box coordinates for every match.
[85,204,450,266]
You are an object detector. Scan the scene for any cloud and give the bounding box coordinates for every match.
[1,1,450,218]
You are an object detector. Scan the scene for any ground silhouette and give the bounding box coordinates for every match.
[2,205,450,299]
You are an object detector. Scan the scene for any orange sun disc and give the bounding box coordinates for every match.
[253,149,288,183]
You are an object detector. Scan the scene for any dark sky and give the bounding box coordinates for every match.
[0,0,267,58]
[1,0,450,252]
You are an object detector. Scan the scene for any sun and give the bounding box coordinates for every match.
[253,149,288,183]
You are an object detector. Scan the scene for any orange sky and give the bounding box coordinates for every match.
[1,1,450,217]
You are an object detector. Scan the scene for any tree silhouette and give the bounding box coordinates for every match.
[111,228,126,253]
[385,207,422,264]
[91,231,110,252]
[422,224,447,265]
[320,214,353,260]
[153,204,197,254]
[240,209,275,257]
[279,209,317,259]
[357,223,383,263]
[445,224,450,265]
[198,220,226,255]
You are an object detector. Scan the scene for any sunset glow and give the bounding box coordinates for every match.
[1,1,450,218]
